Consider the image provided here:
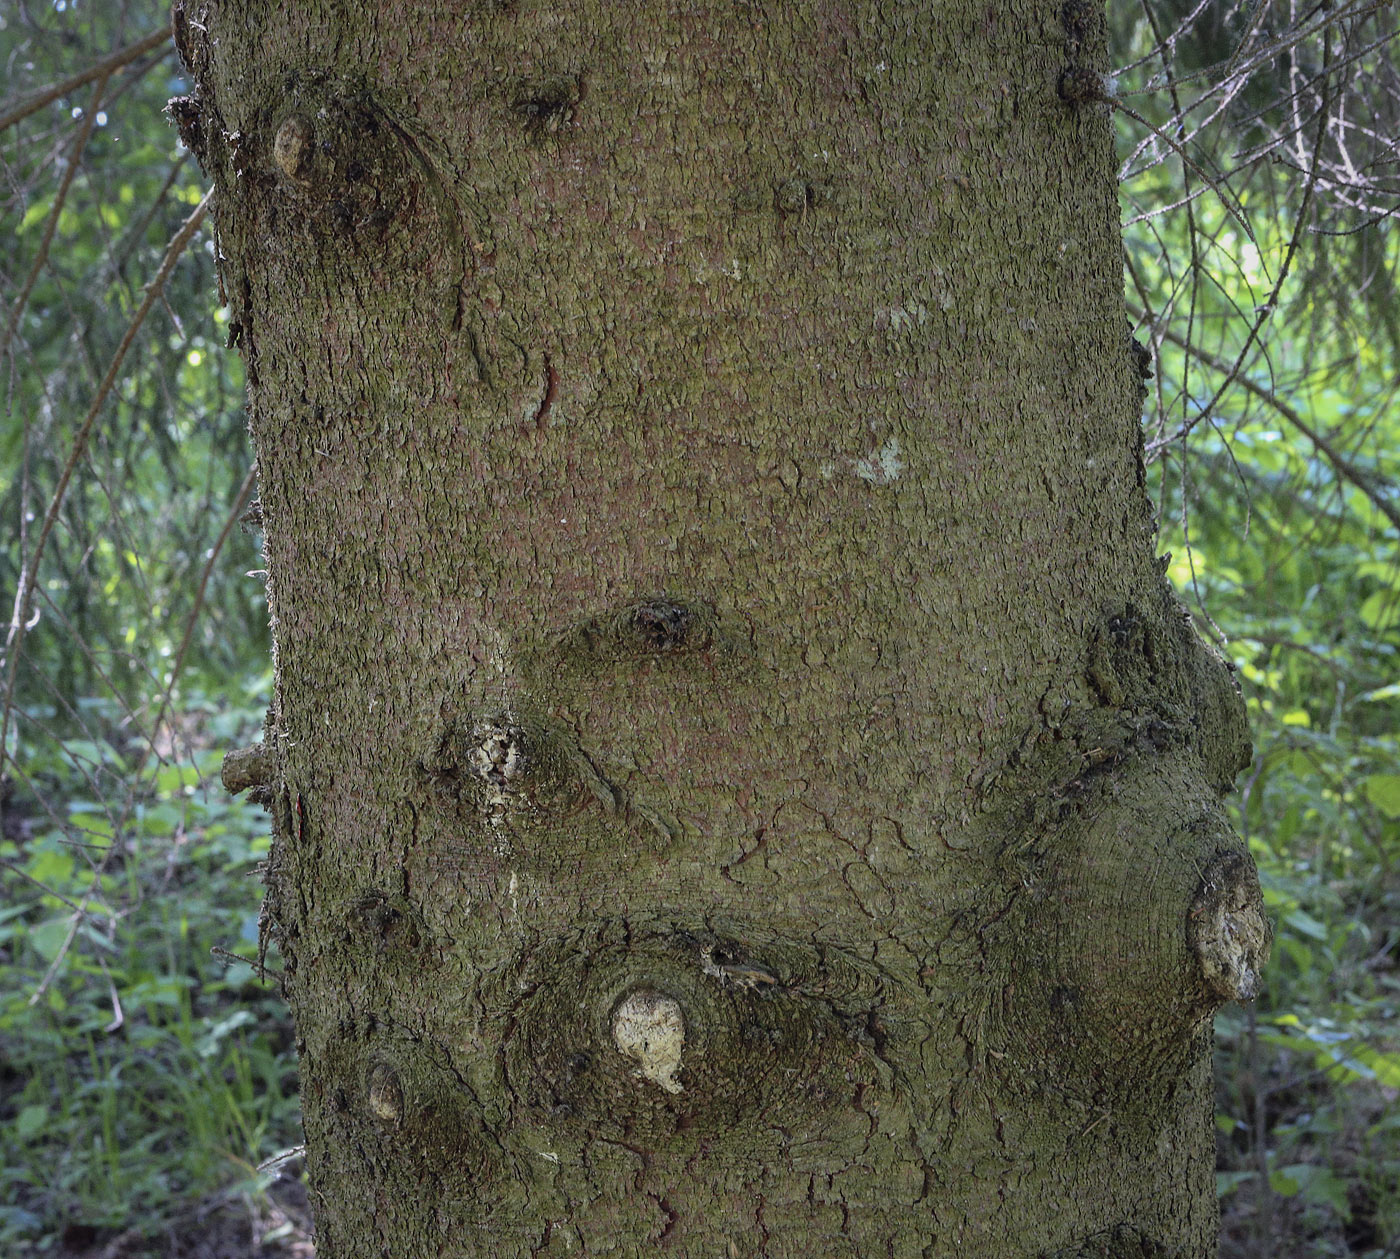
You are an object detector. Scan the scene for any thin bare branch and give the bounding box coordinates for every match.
[1,189,213,771]
[1135,308,1400,533]
[1147,25,1339,453]
[0,27,172,135]
[1107,90,1257,242]
[0,75,109,370]
[149,462,259,742]
[0,855,88,912]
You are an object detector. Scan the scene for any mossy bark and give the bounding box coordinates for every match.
[187,1,1268,1255]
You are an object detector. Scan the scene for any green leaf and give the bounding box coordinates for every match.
[1274,1163,1351,1219]
[15,1104,48,1141]
[1362,773,1400,819]
[196,1009,256,1058]
[17,197,55,234]
[155,763,203,794]
[1359,591,1400,631]
[28,916,75,962]
[1352,1045,1400,1089]
[25,847,75,890]
[1284,909,1328,942]
[67,807,114,849]
[1269,1167,1303,1196]
[139,802,185,835]
[1217,1170,1256,1197]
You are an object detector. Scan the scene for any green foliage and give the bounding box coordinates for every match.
[1,9,295,1239]
[0,1,265,724]
[0,685,301,1254]
[1114,2,1400,1250]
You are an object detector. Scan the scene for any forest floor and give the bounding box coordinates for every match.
[51,1175,311,1259]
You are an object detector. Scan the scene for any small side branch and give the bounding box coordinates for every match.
[222,742,276,795]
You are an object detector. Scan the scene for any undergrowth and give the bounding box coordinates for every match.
[0,680,301,1256]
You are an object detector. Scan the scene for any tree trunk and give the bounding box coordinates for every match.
[186,0,1269,1254]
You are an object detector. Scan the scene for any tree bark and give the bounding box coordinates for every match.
[182,0,1269,1254]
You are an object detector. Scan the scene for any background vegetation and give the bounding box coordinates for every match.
[1,1,1396,1255]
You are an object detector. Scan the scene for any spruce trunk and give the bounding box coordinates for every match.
[187,1,1270,1253]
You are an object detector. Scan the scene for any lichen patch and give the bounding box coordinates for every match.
[1195,900,1270,1001]
[468,722,526,822]
[853,437,904,484]
[611,989,685,1095]
[1190,852,1272,1003]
